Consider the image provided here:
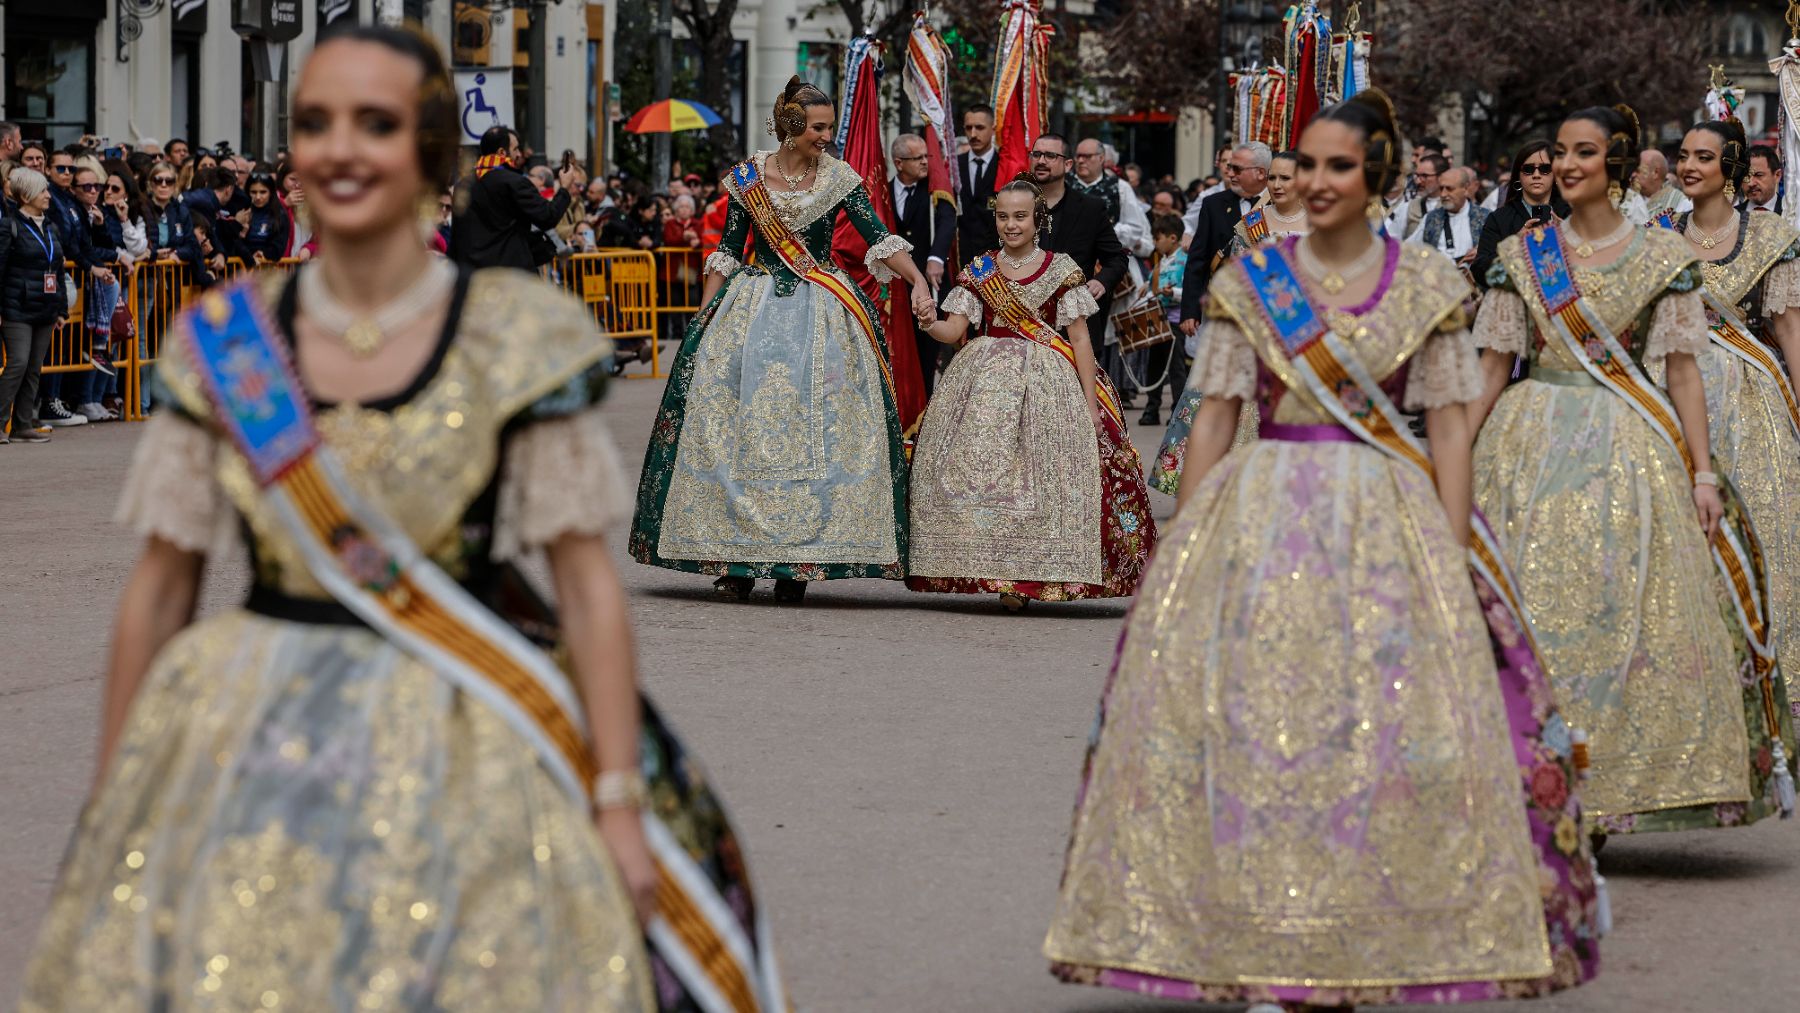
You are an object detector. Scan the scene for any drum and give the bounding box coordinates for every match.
[1114,298,1175,354]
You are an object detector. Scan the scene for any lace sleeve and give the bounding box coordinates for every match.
[863,233,914,283]
[493,405,634,562]
[1761,254,1800,319]
[114,412,223,553]
[1403,325,1485,411]
[1186,318,1258,400]
[941,285,983,330]
[1642,289,1711,366]
[704,250,743,277]
[1056,284,1101,328]
[1473,288,1530,354]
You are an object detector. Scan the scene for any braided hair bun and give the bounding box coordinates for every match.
[991,172,1052,235]
[771,76,832,142]
[1312,86,1401,198]
[1693,118,1751,192]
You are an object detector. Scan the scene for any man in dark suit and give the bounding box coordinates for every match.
[1745,146,1785,217]
[956,103,1001,266]
[1179,142,1270,339]
[890,132,957,395]
[1032,132,1128,362]
[450,124,579,271]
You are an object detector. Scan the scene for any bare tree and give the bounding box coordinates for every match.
[1094,0,1223,116]
[674,0,744,158]
[1379,0,1712,166]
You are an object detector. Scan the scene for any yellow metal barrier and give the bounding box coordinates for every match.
[6,252,677,428]
[558,250,663,378]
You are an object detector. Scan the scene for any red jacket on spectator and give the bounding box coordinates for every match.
[662,215,701,250]
[700,194,729,258]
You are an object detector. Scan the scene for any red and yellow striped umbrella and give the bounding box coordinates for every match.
[624,99,724,134]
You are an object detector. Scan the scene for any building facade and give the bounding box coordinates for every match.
[1,0,616,167]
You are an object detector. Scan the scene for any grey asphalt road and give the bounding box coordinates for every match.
[2,369,1796,1012]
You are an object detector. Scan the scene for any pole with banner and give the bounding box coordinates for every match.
[990,0,1054,187]
[1773,2,1800,232]
[905,8,959,275]
[832,37,928,435]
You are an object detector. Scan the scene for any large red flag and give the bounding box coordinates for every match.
[990,0,1055,186]
[831,37,927,434]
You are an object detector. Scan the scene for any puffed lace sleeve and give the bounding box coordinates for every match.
[115,412,224,553]
[1473,287,1530,355]
[1056,284,1101,328]
[1403,312,1486,411]
[863,234,913,283]
[704,250,742,277]
[942,285,983,330]
[493,405,634,562]
[1186,316,1258,401]
[1642,268,1710,366]
[1761,248,1800,318]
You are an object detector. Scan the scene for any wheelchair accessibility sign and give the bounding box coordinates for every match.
[453,69,514,145]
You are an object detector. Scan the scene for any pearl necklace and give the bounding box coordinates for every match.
[1295,235,1384,295]
[297,259,455,359]
[1685,210,1737,251]
[1268,203,1306,227]
[1565,217,1633,259]
[997,244,1043,272]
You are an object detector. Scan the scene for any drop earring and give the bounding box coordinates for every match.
[1724,179,1736,204]
[1607,180,1622,208]
[1365,196,1385,225]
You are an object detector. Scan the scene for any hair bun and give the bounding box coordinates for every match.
[1611,104,1640,147]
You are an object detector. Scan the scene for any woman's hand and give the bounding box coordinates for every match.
[1694,483,1723,540]
[594,807,659,926]
[155,247,174,261]
[911,287,936,326]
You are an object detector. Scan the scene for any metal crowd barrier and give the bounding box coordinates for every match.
[11,249,676,427]
[555,250,663,378]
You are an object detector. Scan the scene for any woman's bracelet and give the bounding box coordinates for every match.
[594,769,648,811]
[1694,471,1719,488]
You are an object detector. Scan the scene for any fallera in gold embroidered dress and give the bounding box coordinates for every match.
[23,270,675,1011]
[630,152,913,582]
[1047,241,1600,1005]
[905,251,1156,601]
[1473,225,1794,833]
[1679,209,1800,716]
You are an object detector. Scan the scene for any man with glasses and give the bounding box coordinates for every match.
[957,104,1000,265]
[1179,142,1270,339]
[1071,138,1152,258]
[890,133,957,396]
[1032,133,1128,365]
[1388,152,1445,239]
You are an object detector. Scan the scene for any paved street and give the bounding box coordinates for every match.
[2,368,1797,1012]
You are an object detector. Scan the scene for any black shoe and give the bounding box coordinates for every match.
[1138,408,1161,427]
[712,575,754,601]
[773,578,807,603]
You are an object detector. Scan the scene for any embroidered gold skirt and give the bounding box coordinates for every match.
[1047,438,1556,990]
[1473,374,1753,823]
[1697,342,1800,710]
[20,611,655,1012]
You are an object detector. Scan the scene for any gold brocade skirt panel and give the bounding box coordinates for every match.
[1473,378,1751,818]
[656,275,900,567]
[1697,343,1800,707]
[1047,441,1551,987]
[908,335,1103,583]
[20,611,655,1013]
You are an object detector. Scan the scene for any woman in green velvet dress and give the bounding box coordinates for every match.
[630,78,934,604]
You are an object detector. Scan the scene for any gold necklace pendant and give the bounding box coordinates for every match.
[1319,272,1348,295]
[343,319,385,358]
[1574,241,1595,258]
